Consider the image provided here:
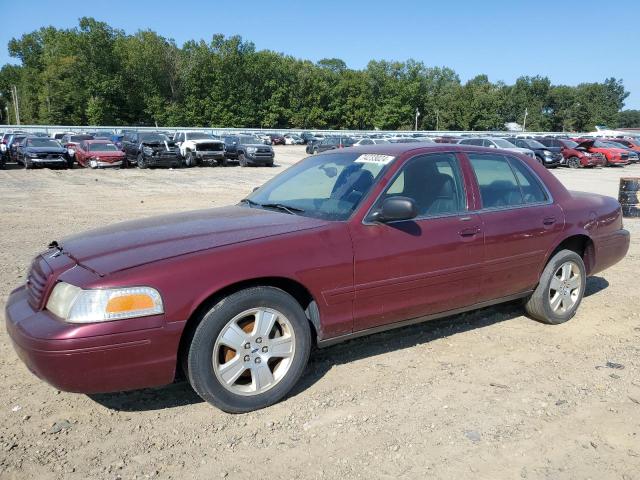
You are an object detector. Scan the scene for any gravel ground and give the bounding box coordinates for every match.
[0,145,639,480]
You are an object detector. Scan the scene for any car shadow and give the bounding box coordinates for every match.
[89,276,609,413]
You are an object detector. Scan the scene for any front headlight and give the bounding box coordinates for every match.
[246,146,257,153]
[26,152,39,159]
[46,282,164,323]
[542,150,552,156]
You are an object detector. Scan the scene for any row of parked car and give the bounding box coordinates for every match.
[0,130,277,169]
[303,133,640,169]
[1,128,639,170]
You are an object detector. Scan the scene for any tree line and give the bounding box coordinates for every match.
[0,17,638,132]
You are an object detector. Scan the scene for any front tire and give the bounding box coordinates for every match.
[238,153,248,167]
[137,154,147,169]
[567,157,581,169]
[525,249,586,324]
[187,287,311,413]
[185,151,196,167]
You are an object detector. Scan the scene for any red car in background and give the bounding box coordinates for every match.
[74,140,126,168]
[603,138,640,152]
[536,137,605,168]
[571,138,630,166]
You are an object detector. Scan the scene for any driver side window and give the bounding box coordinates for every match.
[379,153,466,218]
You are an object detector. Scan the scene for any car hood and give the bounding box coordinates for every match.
[242,143,271,148]
[25,146,66,154]
[58,206,326,275]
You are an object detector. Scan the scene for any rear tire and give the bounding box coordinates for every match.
[187,287,311,413]
[524,249,586,325]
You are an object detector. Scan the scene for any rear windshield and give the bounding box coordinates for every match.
[88,143,119,152]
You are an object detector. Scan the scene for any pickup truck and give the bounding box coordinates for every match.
[173,131,226,167]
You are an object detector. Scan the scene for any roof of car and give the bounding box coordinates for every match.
[316,142,516,157]
[83,139,116,144]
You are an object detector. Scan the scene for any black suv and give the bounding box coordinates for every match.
[223,135,275,167]
[15,136,68,169]
[122,131,181,168]
[501,137,562,168]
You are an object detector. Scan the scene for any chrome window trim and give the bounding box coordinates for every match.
[362,151,468,226]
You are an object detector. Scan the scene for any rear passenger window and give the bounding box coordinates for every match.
[507,157,548,203]
[468,153,523,208]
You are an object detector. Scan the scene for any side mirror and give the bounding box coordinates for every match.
[370,197,418,223]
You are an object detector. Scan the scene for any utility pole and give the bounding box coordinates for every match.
[436,109,440,131]
[522,108,528,132]
[10,85,20,125]
[414,108,420,131]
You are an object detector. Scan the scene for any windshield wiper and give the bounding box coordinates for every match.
[239,199,304,215]
[259,203,305,215]
[239,198,260,207]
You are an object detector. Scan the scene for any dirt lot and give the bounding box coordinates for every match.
[0,145,639,480]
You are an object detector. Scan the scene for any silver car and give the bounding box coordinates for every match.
[458,137,536,158]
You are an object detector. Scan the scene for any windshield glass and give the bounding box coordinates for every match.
[593,140,619,148]
[27,138,60,148]
[563,140,578,148]
[524,139,545,149]
[139,133,169,143]
[239,135,261,144]
[187,132,212,140]
[493,139,516,148]
[247,152,394,221]
[88,143,119,152]
[70,135,93,142]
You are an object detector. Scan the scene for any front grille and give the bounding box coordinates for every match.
[257,148,272,154]
[197,143,224,152]
[26,256,53,310]
[621,154,629,161]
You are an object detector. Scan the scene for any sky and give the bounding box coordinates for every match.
[2,0,639,109]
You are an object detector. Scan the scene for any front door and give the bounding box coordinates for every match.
[349,152,485,331]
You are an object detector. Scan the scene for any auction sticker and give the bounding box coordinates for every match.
[354,154,395,165]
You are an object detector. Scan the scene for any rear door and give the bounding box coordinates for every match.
[350,152,484,331]
[464,152,564,300]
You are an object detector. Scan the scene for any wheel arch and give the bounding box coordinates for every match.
[544,233,595,275]
[176,276,319,378]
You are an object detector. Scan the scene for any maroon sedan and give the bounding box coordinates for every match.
[5,144,630,412]
[74,140,126,168]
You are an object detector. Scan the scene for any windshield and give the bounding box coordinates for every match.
[563,140,578,148]
[70,135,93,142]
[239,135,261,144]
[187,132,212,140]
[524,139,545,149]
[27,138,60,148]
[493,139,516,148]
[593,140,620,149]
[139,133,169,143]
[247,152,394,221]
[88,143,119,152]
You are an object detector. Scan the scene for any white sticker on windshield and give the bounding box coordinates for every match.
[355,154,394,165]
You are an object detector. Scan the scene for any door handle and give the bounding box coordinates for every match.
[459,226,481,237]
[543,217,556,226]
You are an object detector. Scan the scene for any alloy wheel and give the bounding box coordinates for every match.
[548,261,581,314]
[213,308,296,396]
